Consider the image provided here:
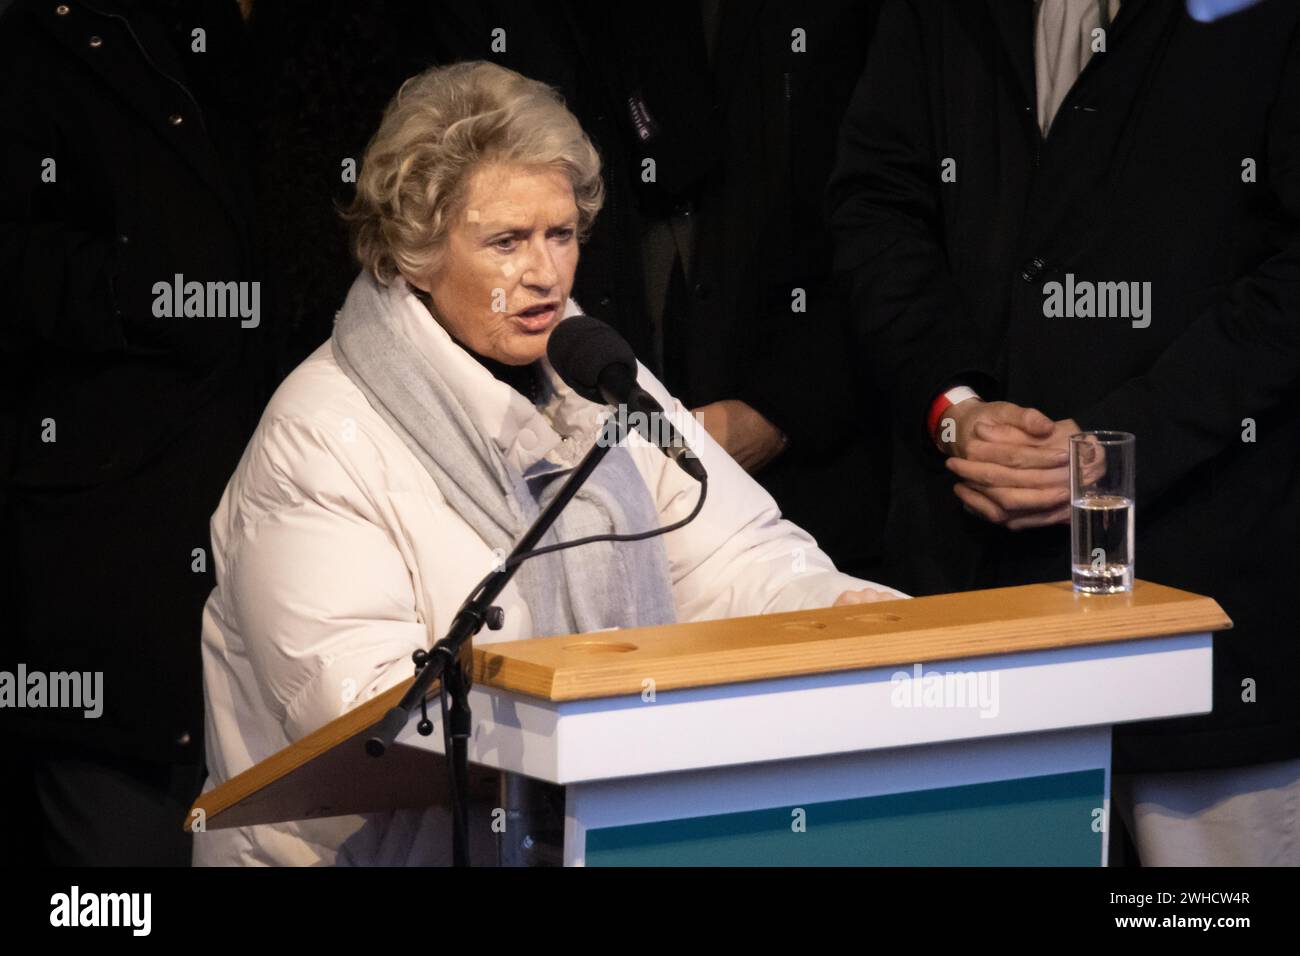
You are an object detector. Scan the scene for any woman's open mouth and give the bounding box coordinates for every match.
[513,303,559,332]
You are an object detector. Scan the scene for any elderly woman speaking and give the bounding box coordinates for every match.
[196,61,900,866]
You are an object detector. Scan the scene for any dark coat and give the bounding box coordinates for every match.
[654,0,891,577]
[829,0,1300,772]
[0,0,262,762]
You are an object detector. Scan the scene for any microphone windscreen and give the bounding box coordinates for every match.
[546,315,636,403]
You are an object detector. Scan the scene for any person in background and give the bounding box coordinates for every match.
[0,0,262,864]
[829,0,1300,864]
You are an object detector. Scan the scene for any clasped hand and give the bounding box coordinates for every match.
[941,400,1081,531]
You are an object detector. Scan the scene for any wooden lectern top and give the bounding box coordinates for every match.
[475,579,1230,700]
[188,580,1229,831]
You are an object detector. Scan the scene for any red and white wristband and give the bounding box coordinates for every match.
[926,386,981,447]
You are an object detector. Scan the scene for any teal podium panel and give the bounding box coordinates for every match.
[585,769,1105,866]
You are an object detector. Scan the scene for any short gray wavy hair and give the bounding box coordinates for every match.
[344,61,605,284]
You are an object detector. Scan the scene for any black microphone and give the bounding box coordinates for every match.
[548,315,707,484]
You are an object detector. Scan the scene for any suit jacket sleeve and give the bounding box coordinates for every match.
[0,69,128,355]
[1074,24,1300,503]
[826,0,999,445]
[734,264,858,459]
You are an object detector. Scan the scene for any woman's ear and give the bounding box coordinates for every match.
[403,271,433,294]
[399,273,435,312]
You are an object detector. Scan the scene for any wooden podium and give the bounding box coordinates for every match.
[189,579,1229,866]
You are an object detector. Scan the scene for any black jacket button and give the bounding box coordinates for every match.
[1020,257,1047,282]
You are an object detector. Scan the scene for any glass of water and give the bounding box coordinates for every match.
[1070,431,1135,593]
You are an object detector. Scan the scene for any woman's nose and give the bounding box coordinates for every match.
[520,237,559,289]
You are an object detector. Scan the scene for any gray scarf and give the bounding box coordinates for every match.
[330,272,677,639]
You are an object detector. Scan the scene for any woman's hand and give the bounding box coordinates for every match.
[833,587,897,606]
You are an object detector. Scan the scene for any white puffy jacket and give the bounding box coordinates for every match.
[194,285,898,866]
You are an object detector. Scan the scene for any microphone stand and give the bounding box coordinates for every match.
[364,414,628,866]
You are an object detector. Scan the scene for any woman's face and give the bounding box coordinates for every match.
[411,162,580,366]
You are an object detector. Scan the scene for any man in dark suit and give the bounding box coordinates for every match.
[0,0,261,864]
[829,0,1300,864]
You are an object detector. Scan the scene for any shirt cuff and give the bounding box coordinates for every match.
[926,385,981,445]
